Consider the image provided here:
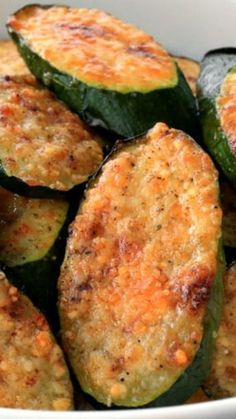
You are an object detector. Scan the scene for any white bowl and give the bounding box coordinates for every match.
[0,0,236,418]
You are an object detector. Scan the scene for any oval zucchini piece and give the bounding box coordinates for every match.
[203,263,236,399]
[8,5,198,139]
[0,270,73,410]
[59,122,223,407]
[197,48,236,186]
[0,187,70,325]
[174,56,200,95]
[0,75,103,198]
[0,39,30,76]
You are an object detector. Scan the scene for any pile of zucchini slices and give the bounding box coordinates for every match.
[0,2,233,411]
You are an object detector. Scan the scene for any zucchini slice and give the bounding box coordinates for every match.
[0,39,30,76]
[0,75,103,198]
[0,270,73,410]
[0,186,70,324]
[8,5,198,138]
[59,122,223,407]
[198,48,236,186]
[203,263,236,399]
[174,56,200,95]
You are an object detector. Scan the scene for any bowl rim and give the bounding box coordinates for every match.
[1,397,236,418]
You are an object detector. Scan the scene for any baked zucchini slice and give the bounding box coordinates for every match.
[0,39,30,76]
[8,5,198,139]
[0,270,73,410]
[174,56,200,95]
[0,187,70,325]
[0,75,103,198]
[59,122,223,407]
[203,263,236,399]
[198,48,236,186]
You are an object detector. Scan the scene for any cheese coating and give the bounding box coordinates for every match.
[59,122,222,407]
[8,6,177,93]
[217,69,236,154]
[0,76,103,191]
[204,264,236,398]
[0,271,73,410]
[174,57,200,95]
[0,40,30,76]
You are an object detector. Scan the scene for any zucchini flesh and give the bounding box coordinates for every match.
[0,187,70,325]
[198,48,236,186]
[8,5,199,139]
[174,56,200,95]
[203,263,236,399]
[0,75,103,198]
[0,39,30,76]
[59,122,223,407]
[0,270,73,410]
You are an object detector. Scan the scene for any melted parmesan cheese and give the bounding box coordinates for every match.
[174,57,200,95]
[8,6,177,93]
[0,40,30,76]
[204,264,236,398]
[0,187,68,266]
[216,69,236,155]
[0,271,73,410]
[0,76,103,191]
[59,122,222,407]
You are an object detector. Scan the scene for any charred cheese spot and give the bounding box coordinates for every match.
[59,122,222,407]
[0,187,68,266]
[217,69,236,155]
[174,57,200,95]
[0,271,73,410]
[0,76,103,191]
[8,6,177,93]
[0,40,30,76]
[204,264,236,398]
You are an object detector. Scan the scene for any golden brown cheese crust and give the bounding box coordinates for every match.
[0,187,68,266]
[0,76,103,190]
[204,264,236,398]
[0,40,30,76]
[217,70,236,154]
[59,122,222,407]
[8,6,177,93]
[0,271,73,410]
[174,57,200,95]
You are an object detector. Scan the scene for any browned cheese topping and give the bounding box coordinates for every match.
[204,264,236,398]
[174,56,200,95]
[0,271,73,410]
[217,70,236,155]
[8,6,177,93]
[59,122,222,406]
[0,76,103,190]
[0,40,30,76]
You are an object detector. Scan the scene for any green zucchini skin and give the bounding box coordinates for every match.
[8,7,199,139]
[149,244,225,407]
[1,199,77,330]
[198,48,236,186]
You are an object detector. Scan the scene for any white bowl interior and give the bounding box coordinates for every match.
[0,0,236,418]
